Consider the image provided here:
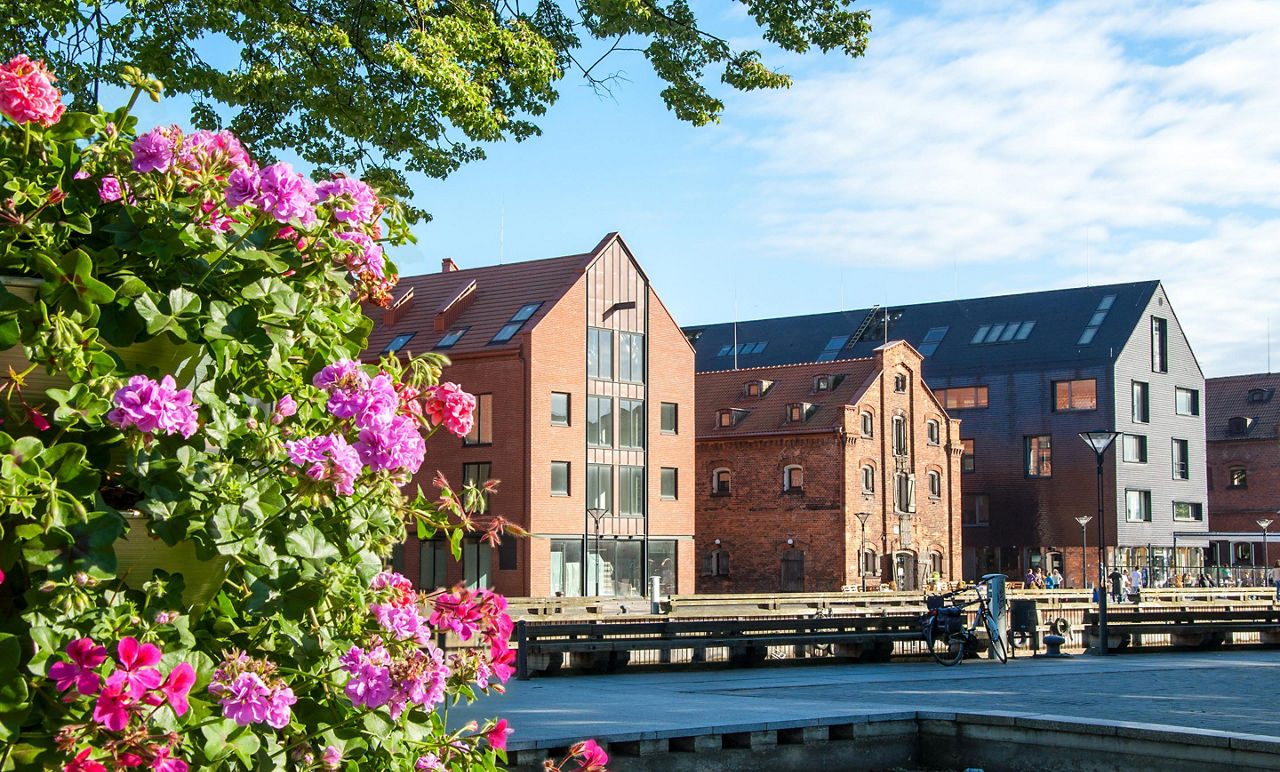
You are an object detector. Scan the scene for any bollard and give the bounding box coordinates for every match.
[650,576,662,615]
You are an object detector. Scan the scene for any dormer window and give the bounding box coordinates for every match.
[787,402,813,423]
[1249,388,1274,403]
[743,379,773,397]
[813,374,844,392]
[717,408,749,428]
[894,374,907,393]
[1227,416,1252,435]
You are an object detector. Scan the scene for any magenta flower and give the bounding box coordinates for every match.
[48,637,107,696]
[320,745,342,770]
[107,375,199,438]
[179,129,252,175]
[113,637,163,698]
[254,162,318,224]
[285,433,363,495]
[91,674,132,732]
[98,177,122,203]
[225,166,260,208]
[159,662,196,716]
[423,382,476,437]
[354,414,426,475]
[63,748,107,772]
[272,394,298,425]
[216,672,273,726]
[131,126,179,174]
[0,55,65,127]
[570,739,609,772]
[317,176,378,224]
[487,718,512,751]
[313,359,367,392]
[150,746,188,772]
[414,753,443,771]
[336,231,387,280]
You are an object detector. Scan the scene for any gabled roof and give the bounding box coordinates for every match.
[695,358,879,439]
[365,234,619,357]
[1205,373,1280,442]
[686,280,1162,377]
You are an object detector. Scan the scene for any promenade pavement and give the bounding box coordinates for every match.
[451,650,1280,750]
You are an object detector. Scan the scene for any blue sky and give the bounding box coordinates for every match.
[130,0,1280,377]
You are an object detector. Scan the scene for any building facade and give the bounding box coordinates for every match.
[366,233,695,598]
[686,281,1208,587]
[695,342,962,593]
[1206,373,1280,573]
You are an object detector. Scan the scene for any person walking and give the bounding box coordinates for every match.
[1128,567,1144,604]
[1269,561,1280,602]
[1109,568,1124,603]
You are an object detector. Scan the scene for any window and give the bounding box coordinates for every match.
[892,415,908,456]
[491,302,542,343]
[1228,416,1251,435]
[498,538,518,571]
[860,411,874,438]
[744,379,773,397]
[928,470,942,498]
[787,402,811,423]
[618,398,645,450]
[1175,387,1200,416]
[964,493,989,525]
[462,462,491,513]
[648,540,677,592]
[1077,295,1114,345]
[926,420,940,446]
[619,332,645,383]
[814,374,843,391]
[961,439,975,473]
[861,549,878,576]
[587,464,612,511]
[660,468,678,500]
[587,396,613,447]
[418,540,447,590]
[1025,435,1052,477]
[550,539,583,597]
[551,392,570,426]
[1171,439,1189,480]
[712,468,731,495]
[894,373,907,393]
[618,466,644,516]
[660,402,678,434]
[551,461,570,496]
[1125,489,1152,522]
[861,465,875,494]
[587,327,613,379]
[1122,434,1147,463]
[1053,379,1097,411]
[1152,316,1168,373]
[784,465,803,491]
[894,474,915,513]
[1248,388,1274,403]
[1173,502,1204,522]
[705,548,730,576]
[918,326,948,357]
[972,322,1035,344]
[462,540,492,590]
[382,332,416,355]
[1229,466,1247,489]
[1132,381,1150,423]
[817,335,848,362]
[717,408,748,427]
[435,327,468,349]
[935,386,989,410]
[464,393,492,445]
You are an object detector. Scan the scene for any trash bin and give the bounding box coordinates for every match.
[1009,599,1040,653]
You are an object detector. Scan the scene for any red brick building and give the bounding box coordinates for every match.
[694,341,962,593]
[1205,373,1280,570]
[366,233,695,597]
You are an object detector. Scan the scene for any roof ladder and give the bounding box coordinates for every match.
[846,304,881,350]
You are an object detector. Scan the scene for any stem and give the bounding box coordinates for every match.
[123,85,143,116]
[198,215,266,286]
[272,709,372,760]
[22,122,31,160]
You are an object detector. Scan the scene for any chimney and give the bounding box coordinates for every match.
[383,287,415,327]
[442,258,459,273]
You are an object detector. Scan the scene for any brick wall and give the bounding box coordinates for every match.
[1208,433,1280,533]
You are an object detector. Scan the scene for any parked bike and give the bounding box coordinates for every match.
[921,575,1008,666]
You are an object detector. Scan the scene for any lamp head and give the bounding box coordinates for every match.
[1078,430,1118,456]
[1259,518,1274,530]
[1075,515,1093,526]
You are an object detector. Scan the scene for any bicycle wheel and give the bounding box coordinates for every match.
[985,615,1008,664]
[928,629,966,666]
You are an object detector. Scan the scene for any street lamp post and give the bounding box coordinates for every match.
[1075,515,1092,589]
[1258,518,1274,584]
[1079,430,1118,655]
[586,508,609,597]
[855,512,872,591]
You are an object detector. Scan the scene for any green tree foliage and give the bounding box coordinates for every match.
[5,0,871,213]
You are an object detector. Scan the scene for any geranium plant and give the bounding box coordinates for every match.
[0,56,606,771]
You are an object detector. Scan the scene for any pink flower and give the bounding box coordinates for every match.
[285,433,363,495]
[354,414,425,475]
[63,748,106,772]
[215,672,273,726]
[487,718,512,751]
[150,746,188,772]
[569,739,609,772]
[414,753,443,771]
[271,394,297,425]
[114,637,163,698]
[92,674,132,732]
[0,55,65,126]
[320,746,342,770]
[131,126,180,174]
[225,166,260,208]
[159,662,196,716]
[108,375,199,438]
[178,129,252,175]
[422,383,476,438]
[73,170,90,180]
[317,176,379,224]
[336,231,386,280]
[26,406,50,431]
[49,637,108,697]
[254,162,318,224]
[313,359,367,392]
[98,177,123,203]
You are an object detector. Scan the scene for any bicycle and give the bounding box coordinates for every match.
[920,575,1008,666]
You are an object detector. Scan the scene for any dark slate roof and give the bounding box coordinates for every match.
[1205,373,1280,442]
[686,280,1161,377]
[695,357,879,439]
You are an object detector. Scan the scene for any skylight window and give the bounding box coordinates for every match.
[490,302,543,344]
[1014,321,1035,340]
[919,326,949,356]
[382,332,416,355]
[717,345,733,357]
[817,335,848,362]
[1076,295,1113,347]
[971,321,1036,345]
[434,327,468,349]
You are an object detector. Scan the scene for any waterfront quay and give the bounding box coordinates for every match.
[453,650,1280,770]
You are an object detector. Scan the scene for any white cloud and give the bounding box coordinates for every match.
[727,0,1280,375]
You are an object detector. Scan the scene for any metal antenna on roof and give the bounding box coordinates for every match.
[884,306,888,345]
[1268,317,1271,373]
[733,287,739,371]
[1085,228,1091,287]
[499,200,504,265]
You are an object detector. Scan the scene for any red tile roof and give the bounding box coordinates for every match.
[1206,373,1280,442]
[695,358,880,439]
[365,235,617,357]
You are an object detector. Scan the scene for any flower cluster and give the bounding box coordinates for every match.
[0,54,65,126]
[207,652,297,729]
[285,434,362,495]
[423,382,477,438]
[49,637,195,772]
[430,587,516,685]
[107,374,199,438]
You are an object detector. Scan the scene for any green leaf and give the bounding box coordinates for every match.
[0,634,30,741]
[285,525,340,562]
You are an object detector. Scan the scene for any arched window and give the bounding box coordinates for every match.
[783,465,804,491]
[861,549,879,576]
[928,470,942,498]
[929,551,943,578]
[704,548,730,576]
[926,419,940,445]
[861,465,875,494]
[712,468,732,495]
[892,415,908,456]
[860,410,874,438]
[895,473,916,513]
[1229,466,1247,489]
[894,373,907,393]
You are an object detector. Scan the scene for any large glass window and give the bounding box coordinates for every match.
[464,393,492,445]
[935,386,989,410]
[1125,489,1152,522]
[647,540,678,595]
[1053,379,1097,411]
[660,402,678,434]
[1172,439,1189,480]
[618,398,645,450]
[587,464,612,512]
[587,327,613,380]
[419,540,447,590]
[1152,317,1168,373]
[551,461,570,496]
[660,468,678,500]
[1175,387,1200,416]
[1132,381,1149,423]
[462,540,491,589]
[551,392,570,426]
[587,396,613,447]
[1122,434,1147,463]
[619,466,644,516]
[462,462,491,513]
[619,332,645,383]
[1173,502,1203,522]
[964,493,989,525]
[591,539,643,597]
[1025,435,1052,477]
[550,539,583,597]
